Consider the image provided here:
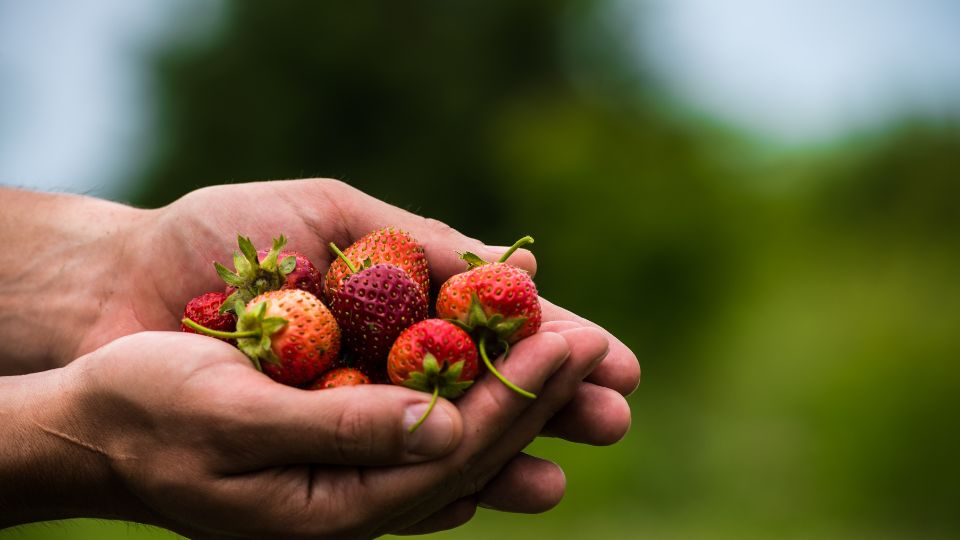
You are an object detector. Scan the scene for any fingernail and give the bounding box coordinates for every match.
[403,403,455,457]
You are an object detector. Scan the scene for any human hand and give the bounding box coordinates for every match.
[61,179,638,442]
[0,325,608,538]
[1,179,639,528]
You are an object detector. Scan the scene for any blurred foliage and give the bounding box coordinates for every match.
[8,0,960,539]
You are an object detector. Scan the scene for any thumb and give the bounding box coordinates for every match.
[222,383,464,468]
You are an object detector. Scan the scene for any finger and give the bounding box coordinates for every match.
[465,327,610,478]
[358,332,571,504]
[477,453,566,513]
[452,328,605,479]
[215,381,463,469]
[537,324,631,444]
[453,331,571,447]
[540,296,641,395]
[541,382,632,445]
[351,328,605,534]
[324,180,537,280]
[539,322,632,444]
[391,497,478,535]
[540,320,583,333]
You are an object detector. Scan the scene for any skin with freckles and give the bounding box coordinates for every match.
[0,181,640,536]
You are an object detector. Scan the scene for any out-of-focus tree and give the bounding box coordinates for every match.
[125,1,960,538]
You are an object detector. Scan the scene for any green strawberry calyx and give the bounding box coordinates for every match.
[447,293,528,343]
[402,354,473,432]
[459,235,534,269]
[182,299,288,372]
[445,294,535,399]
[216,235,297,314]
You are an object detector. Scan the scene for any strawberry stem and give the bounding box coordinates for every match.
[328,242,359,274]
[408,384,441,433]
[181,318,260,339]
[478,334,536,399]
[497,236,534,264]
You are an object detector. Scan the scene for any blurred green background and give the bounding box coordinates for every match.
[2,1,959,538]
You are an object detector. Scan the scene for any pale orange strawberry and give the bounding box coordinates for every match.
[183,289,340,387]
[308,367,370,389]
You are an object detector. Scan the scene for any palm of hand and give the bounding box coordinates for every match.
[77,181,361,357]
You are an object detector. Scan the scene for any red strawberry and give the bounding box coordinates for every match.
[180,292,237,342]
[183,289,340,387]
[216,234,320,310]
[308,367,371,389]
[324,228,430,301]
[258,248,322,297]
[435,236,540,398]
[328,263,428,381]
[388,319,478,432]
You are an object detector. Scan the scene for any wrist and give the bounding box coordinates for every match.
[0,188,150,374]
[0,362,135,527]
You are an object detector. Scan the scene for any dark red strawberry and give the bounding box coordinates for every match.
[180,292,237,343]
[324,228,429,301]
[328,262,428,381]
[435,236,540,398]
[388,319,478,432]
[308,367,371,389]
[258,248,322,297]
[183,289,340,387]
[216,234,320,311]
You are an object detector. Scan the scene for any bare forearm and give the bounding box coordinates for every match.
[0,188,144,374]
[0,366,121,527]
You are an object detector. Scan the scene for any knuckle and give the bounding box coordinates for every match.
[469,382,517,425]
[316,177,349,194]
[333,406,376,461]
[450,456,494,499]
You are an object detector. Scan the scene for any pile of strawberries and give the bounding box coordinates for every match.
[181,228,541,430]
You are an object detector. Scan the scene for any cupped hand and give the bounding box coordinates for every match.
[76,179,639,441]
[53,179,638,533]
[59,324,608,538]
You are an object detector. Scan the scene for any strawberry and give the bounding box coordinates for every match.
[327,259,428,382]
[180,292,237,343]
[388,319,478,432]
[216,234,321,311]
[183,289,340,387]
[258,248,322,298]
[435,236,541,398]
[308,367,371,389]
[324,228,430,301]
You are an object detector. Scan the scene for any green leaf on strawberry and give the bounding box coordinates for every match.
[232,299,288,370]
[216,235,298,313]
[401,354,474,399]
[447,293,527,349]
[458,251,487,269]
